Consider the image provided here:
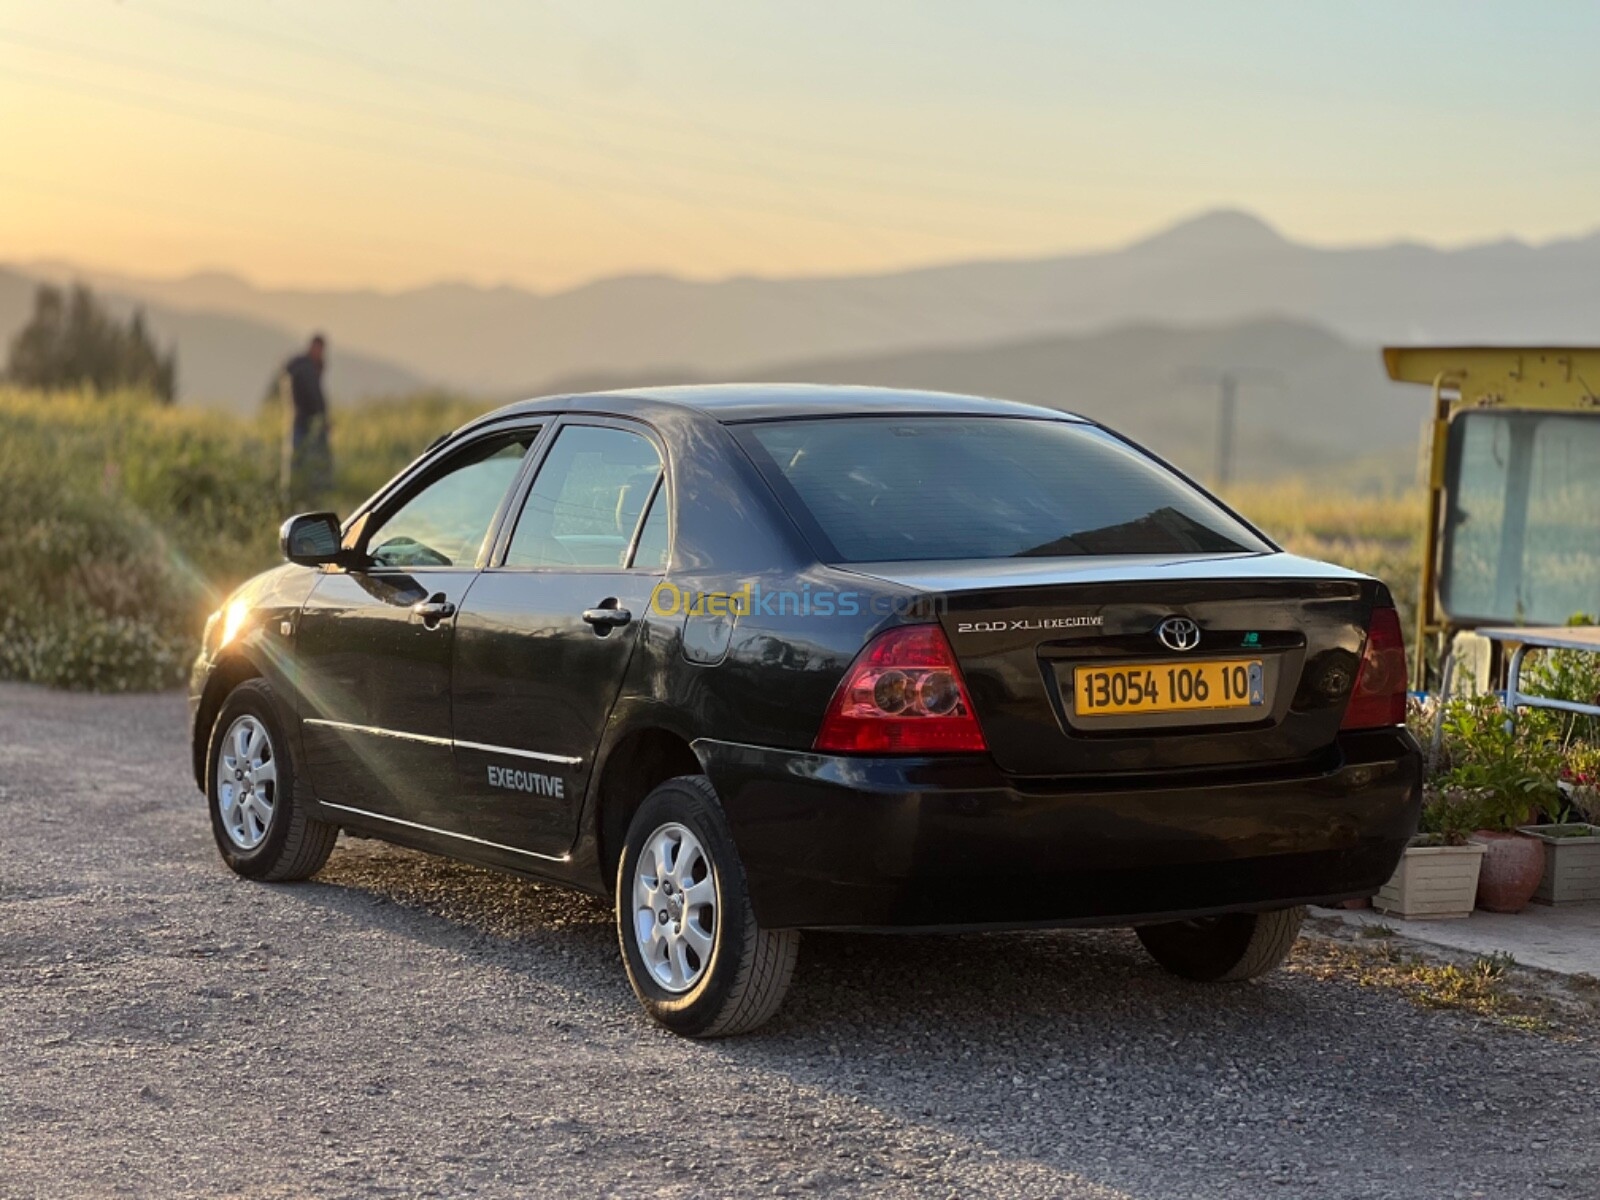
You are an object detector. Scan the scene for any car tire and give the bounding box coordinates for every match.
[205,678,338,882]
[616,775,799,1037]
[1135,905,1305,982]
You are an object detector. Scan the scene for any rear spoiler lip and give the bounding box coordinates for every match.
[825,551,1371,596]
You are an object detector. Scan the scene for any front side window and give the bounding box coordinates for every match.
[365,433,536,569]
[504,424,663,568]
[738,416,1267,563]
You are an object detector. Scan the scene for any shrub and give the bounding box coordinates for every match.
[0,610,189,693]
[1519,614,1600,747]
[1416,785,1483,846]
[0,385,491,691]
[1433,693,1563,829]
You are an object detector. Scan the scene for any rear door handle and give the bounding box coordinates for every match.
[582,606,632,629]
[412,597,456,627]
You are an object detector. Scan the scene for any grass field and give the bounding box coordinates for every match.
[0,387,490,689]
[0,386,1424,691]
[1222,480,1423,650]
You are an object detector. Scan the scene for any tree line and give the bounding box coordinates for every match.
[4,283,177,402]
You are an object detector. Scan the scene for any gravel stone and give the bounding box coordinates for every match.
[2,682,1598,1198]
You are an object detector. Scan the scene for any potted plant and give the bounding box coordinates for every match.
[1433,695,1557,913]
[1341,697,1442,913]
[1374,787,1487,920]
[1471,813,1549,913]
[1518,766,1600,904]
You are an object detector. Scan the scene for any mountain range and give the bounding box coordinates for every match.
[15,209,1600,399]
[6,208,1596,479]
[537,315,1422,484]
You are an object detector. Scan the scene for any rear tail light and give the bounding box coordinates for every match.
[1340,604,1408,729]
[815,624,987,754]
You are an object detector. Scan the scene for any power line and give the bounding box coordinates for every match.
[0,40,1005,256]
[1,13,1055,346]
[135,0,1027,187]
[6,69,926,361]
[1,26,1027,213]
[127,3,1079,231]
[6,54,899,280]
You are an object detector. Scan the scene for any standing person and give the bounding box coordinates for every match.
[283,334,333,507]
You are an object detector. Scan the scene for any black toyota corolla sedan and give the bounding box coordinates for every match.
[190,384,1421,1036]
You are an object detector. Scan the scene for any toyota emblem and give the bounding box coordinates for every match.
[1157,616,1201,652]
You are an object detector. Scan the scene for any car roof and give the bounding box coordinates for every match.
[477,383,1085,426]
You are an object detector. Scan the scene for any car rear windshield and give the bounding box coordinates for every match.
[738,416,1269,562]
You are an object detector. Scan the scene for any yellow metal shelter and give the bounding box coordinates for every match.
[1382,346,1600,689]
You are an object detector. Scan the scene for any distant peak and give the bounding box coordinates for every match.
[177,268,251,287]
[1130,209,1287,253]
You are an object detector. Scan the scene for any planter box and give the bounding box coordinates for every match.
[1517,824,1600,904]
[1374,843,1487,919]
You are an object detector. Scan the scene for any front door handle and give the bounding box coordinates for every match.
[582,605,632,630]
[412,596,456,627]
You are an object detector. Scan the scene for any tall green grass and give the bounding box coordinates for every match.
[0,386,1428,692]
[0,386,491,690]
[1222,480,1424,646]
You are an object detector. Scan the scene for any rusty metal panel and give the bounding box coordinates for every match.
[1383,346,1600,411]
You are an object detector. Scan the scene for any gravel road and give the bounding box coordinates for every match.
[3,682,1597,1199]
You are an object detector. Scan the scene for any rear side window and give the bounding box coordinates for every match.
[739,417,1267,562]
[504,424,663,568]
[630,483,671,569]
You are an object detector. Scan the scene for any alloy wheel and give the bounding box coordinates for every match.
[632,822,717,993]
[217,714,276,850]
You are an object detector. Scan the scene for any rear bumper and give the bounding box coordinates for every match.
[696,729,1422,931]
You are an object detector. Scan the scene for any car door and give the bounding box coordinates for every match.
[296,426,542,835]
[450,418,672,857]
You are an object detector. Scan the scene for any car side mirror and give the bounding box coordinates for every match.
[280,512,346,566]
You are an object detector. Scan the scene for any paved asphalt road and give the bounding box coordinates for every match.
[3,682,1597,1199]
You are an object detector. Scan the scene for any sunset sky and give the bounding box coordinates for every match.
[2,0,1597,291]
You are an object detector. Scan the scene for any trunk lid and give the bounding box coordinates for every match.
[840,552,1377,777]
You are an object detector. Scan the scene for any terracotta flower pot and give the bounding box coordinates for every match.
[1469,831,1546,913]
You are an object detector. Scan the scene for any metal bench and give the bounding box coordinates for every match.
[1430,625,1600,768]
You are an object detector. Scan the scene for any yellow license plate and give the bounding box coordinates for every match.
[1074,659,1264,716]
